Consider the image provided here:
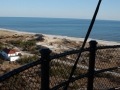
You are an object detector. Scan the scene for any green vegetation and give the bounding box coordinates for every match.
[18,55,39,65]
[29,47,39,55]
[0,42,10,51]
[12,35,23,38]
[9,40,36,47]
[9,40,36,51]
[35,34,44,41]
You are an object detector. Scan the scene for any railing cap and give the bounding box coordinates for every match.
[89,40,98,47]
[39,48,52,58]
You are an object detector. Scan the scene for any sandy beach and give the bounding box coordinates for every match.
[0,28,120,46]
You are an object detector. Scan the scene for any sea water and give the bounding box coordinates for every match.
[0,17,120,42]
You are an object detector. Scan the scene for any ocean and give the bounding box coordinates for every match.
[0,17,120,42]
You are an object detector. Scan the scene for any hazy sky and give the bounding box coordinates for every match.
[0,0,120,20]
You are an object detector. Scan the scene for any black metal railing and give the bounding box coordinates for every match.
[0,40,120,90]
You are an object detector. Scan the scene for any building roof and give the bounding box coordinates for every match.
[13,49,19,52]
[3,48,19,54]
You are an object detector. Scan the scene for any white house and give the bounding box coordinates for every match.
[1,48,20,61]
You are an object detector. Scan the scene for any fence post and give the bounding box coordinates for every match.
[87,40,97,90]
[40,48,52,90]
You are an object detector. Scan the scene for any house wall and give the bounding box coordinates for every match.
[1,51,9,59]
[8,53,16,57]
[1,51,20,61]
[10,56,20,61]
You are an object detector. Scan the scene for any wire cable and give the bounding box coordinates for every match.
[64,0,102,89]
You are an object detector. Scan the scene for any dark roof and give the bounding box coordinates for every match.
[3,48,19,54]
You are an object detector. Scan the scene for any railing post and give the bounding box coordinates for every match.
[40,48,52,90]
[87,40,97,90]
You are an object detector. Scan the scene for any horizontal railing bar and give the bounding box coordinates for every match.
[0,59,42,82]
[94,66,119,75]
[97,45,120,50]
[108,86,120,90]
[50,67,120,90]
[95,67,120,77]
[50,45,120,60]
[50,73,88,90]
[0,44,120,89]
[50,48,90,60]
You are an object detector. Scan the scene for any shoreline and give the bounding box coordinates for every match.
[0,28,120,45]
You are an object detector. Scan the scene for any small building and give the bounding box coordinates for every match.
[1,48,20,61]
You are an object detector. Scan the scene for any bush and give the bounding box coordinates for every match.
[36,34,44,41]
[9,40,36,51]
[18,53,22,57]
[18,55,39,65]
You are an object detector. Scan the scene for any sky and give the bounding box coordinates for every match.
[0,0,120,20]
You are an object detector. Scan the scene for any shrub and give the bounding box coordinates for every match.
[36,34,44,41]
[18,53,22,57]
[18,55,39,65]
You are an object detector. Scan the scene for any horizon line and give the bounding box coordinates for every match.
[0,16,120,21]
